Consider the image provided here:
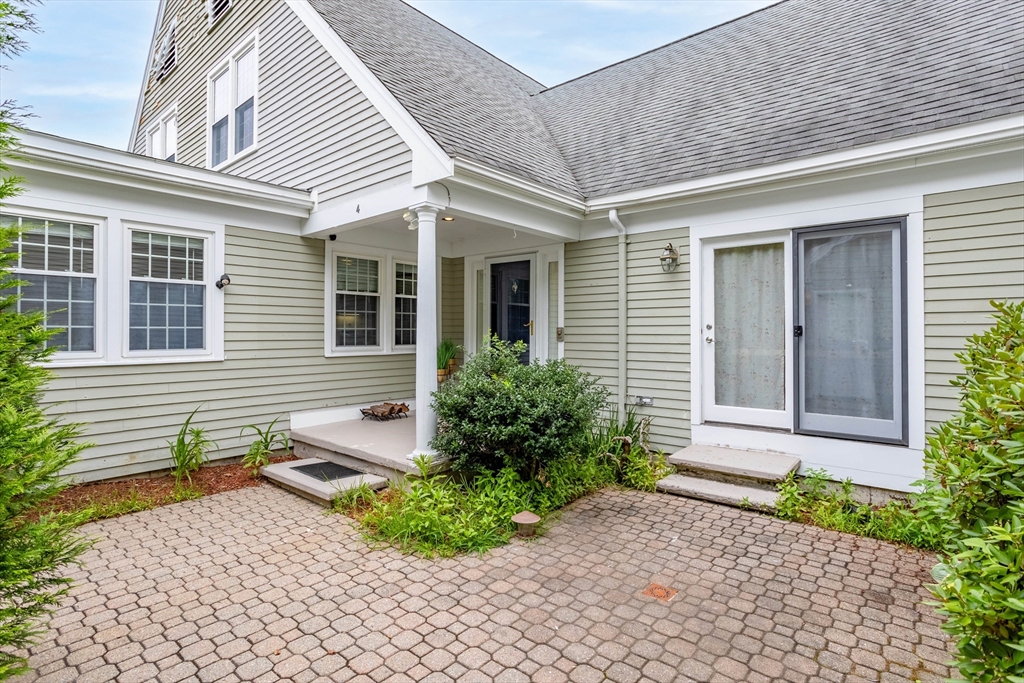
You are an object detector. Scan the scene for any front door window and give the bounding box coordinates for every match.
[490,260,531,364]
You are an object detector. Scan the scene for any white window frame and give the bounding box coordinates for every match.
[145,104,178,162]
[206,31,259,170]
[4,207,105,363]
[122,222,221,362]
[324,244,417,357]
[207,0,232,27]
[393,260,418,351]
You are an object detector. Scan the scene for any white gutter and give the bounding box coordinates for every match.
[609,208,628,423]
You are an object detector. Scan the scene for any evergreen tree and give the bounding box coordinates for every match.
[0,2,92,678]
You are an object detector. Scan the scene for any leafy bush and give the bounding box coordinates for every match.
[431,338,608,476]
[916,300,1024,682]
[346,453,617,558]
[240,415,288,477]
[775,469,941,549]
[167,406,214,486]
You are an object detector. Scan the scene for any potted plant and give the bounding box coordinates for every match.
[437,339,458,383]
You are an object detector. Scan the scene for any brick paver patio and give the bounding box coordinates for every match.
[14,485,952,683]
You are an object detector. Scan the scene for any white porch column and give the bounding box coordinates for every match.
[411,203,442,456]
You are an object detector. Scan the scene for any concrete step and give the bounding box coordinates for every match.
[656,473,778,511]
[667,445,800,484]
[261,458,388,507]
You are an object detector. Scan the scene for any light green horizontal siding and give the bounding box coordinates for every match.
[923,181,1024,430]
[441,257,464,362]
[45,227,414,482]
[564,229,690,454]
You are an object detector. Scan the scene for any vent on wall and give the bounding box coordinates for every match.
[209,0,232,24]
[149,18,177,86]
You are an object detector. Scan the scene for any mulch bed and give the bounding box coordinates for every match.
[36,453,296,522]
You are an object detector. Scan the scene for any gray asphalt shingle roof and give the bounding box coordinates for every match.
[309,0,1024,200]
[308,0,583,196]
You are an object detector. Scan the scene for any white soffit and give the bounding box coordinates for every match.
[286,0,454,187]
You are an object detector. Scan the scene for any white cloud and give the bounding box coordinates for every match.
[24,83,138,101]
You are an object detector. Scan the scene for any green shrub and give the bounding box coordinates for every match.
[351,453,617,558]
[775,469,941,549]
[167,406,214,487]
[916,300,1024,682]
[240,415,288,477]
[431,338,608,476]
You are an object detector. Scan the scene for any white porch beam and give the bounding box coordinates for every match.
[411,202,444,457]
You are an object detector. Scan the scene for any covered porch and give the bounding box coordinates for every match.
[292,181,575,472]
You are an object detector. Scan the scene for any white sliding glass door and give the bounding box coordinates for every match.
[701,236,790,429]
[795,220,906,443]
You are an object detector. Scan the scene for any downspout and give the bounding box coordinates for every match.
[609,209,628,424]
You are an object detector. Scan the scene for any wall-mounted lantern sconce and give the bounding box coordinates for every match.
[659,243,679,273]
[403,210,419,231]
[216,274,231,289]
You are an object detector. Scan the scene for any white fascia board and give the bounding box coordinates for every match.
[286,0,454,187]
[13,129,314,218]
[587,113,1024,215]
[302,182,426,236]
[128,0,166,152]
[452,157,587,216]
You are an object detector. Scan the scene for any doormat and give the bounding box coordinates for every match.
[641,583,678,602]
[291,461,363,482]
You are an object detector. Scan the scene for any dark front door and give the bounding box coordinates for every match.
[490,260,531,363]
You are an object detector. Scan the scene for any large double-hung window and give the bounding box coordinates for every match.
[129,230,206,352]
[3,213,97,353]
[209,36,257,168]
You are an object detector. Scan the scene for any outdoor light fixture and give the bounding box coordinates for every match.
[216,274,231,289]
[403,210,419,231]
[659,243,680,273]
[441,216,455,222]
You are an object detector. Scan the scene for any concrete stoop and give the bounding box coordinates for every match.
[261,458,388,507]
[656,444,800,511]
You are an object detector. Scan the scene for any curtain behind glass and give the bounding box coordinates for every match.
[714,244,785,410]
[801,231,893,419]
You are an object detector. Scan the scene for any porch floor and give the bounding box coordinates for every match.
[290,413,420,477]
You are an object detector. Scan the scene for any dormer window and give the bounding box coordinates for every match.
[208,0,232,25]
[150,18,177,84]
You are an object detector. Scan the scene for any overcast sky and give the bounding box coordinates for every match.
[1,0,772,151]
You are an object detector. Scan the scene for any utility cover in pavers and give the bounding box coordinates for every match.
[260,457,388,507]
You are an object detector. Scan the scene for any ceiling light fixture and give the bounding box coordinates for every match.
[441,216,455,222]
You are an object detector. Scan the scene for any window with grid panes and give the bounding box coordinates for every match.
[129,231,205,351]
[3,213,97,352]
[335,256,379,348]
[394,262,417,346]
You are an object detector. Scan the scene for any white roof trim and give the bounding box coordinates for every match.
[586,113,1024,214]
[14,129,314,217]
[286,0,454,187]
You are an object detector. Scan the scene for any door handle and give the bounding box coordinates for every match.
[525,320,534,336]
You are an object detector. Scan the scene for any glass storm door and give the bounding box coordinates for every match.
[490,259,532,364]
[795,220,906,443]
[702,239,789,428]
